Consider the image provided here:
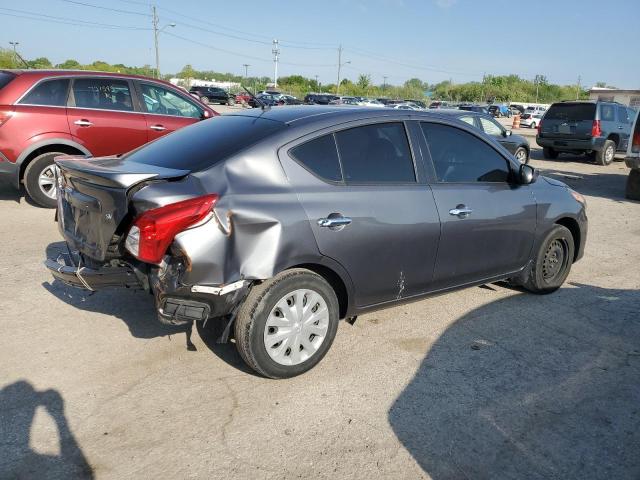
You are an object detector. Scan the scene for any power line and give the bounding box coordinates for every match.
[0,8,150,30]
[60,0,151,17]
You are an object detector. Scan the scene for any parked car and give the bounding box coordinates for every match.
[389,103,420,110]
[488,105,511,118]
[405,99,427,109]
[458,104,490,115]
[235,92,252,105]
[537,101,635,165]
[258,90,282,97]
[358,98,385,108]
[277,95,303,106]
[304,93,339,105]
[624,109,640,199]
[438,109,531,163]
[510,104,525,116]
[520,113,543,129]
[0,69,216,207]
[189,86,235,106]
[526,105,547,115]
[46,106,587,378]
[247,93,280,108]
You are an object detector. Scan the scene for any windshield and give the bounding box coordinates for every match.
[545,103,596,122]
[124,115,285,171]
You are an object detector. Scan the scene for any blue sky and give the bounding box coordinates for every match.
[2,0,638,88]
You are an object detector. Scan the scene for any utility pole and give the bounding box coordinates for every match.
[335,45,350,95]
[9,41,19,66]
[314,75,319,91]
[383,76,388,91]
[480,72,486,103]
[272,39,280,87]
[243,63,250,79]
[576,74,581,100]
[151,6,175,79]
[534,74,542,104]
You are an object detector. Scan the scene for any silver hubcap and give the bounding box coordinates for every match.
[38,165,57,199]
[263,289,329,366]
[605,146,614,162]
[515,149,527,163]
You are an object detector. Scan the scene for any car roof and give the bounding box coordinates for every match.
[2,68,180,88]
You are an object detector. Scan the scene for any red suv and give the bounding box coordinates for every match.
[0,70,217,207]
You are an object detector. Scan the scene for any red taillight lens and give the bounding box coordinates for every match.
[591,120,602,137]
[125,194,218,264]
[633,130,640,153]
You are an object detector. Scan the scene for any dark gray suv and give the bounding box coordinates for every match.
[45,107,588,378]
[537,101,636,165]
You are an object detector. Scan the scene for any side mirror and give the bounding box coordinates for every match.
[201,110,211,119]
[503,129,512,137]
[519,163,538,184]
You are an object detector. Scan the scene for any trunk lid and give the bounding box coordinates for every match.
[56,155,189,262]
[539,103,596,139]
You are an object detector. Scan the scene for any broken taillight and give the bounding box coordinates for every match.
[125,194,218,264]
[591,120,602,138]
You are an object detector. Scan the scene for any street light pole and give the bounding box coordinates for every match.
[9,41,19,66]
[336,45,350,95]
[152,6,175,79]
[243,64,250,79]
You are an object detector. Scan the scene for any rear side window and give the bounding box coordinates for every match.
[125,115,284,171]
[19,78,70,106]
[422,122,510,183]
[290,134,342,181]
[0,71,16,90]
[335,123,415,183]
[600,104,615,121]
[72,78,133,111]
[617,105,630,123]
[545,103,596,122]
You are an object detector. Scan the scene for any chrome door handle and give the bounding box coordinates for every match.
[150,125,166,131]
[449,206,473,218]
[318,217,352,227]
[73,119,93,127]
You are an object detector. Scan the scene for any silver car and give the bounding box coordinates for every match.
[46,106,588,378]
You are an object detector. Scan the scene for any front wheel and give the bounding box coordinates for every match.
[514,147,529,164]
[530,122,536,129]
[595,139,615,166]
[522,225,574,294]
[24,152,62,208]
[227,97,235,106]
[234,269,340,378]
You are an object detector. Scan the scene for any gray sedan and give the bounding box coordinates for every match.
[46,106,587,378]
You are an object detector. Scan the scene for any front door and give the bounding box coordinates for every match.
[421,122,536,290]
[280,121,441,307]
[67,77,147,157]
[136,82,204,142]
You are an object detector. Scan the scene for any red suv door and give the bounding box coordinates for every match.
[135,81,205,142]
[67,77,147,157]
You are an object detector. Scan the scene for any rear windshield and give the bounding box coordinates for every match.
[124,115,285,171]
[545,103,596,122]
[0,71,16,90]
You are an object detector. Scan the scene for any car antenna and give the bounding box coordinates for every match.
[243,85,269,111]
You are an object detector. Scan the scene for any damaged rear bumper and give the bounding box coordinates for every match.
[45,252,251,325]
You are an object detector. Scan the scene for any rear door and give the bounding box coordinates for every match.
[421,121,536,290]
[280,120,441,307]
[67,77,148,156]
[540,103,596,140]
[135,81,204,141]
[616,104,632,151]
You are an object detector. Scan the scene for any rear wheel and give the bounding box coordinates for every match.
[522,225,574,294]
[24,152,62,208]
[626,169,640,200]
[543,147,558,159]
[234,269,340,378]
[227,97,235,106]
[595,139,615,166]
[530,122,536,129]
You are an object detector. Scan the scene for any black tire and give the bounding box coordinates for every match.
[626,169,640,200]
[24,152,62,208]
[543,147,559,159]
[234,269,340,379]
[522,225,574,294]
[227,97,235,106]
[530,122,536,129]
[514,146,529,164]
[200,96,210,105]
[595,139,615,166]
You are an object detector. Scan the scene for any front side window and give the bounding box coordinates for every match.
[19,78,70,106]
[421,122,511,183]
[335,122,415,183]
[290,134,342,181]
[479,117,503,136]
[140,83,201,118]
[73,78,133,111]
